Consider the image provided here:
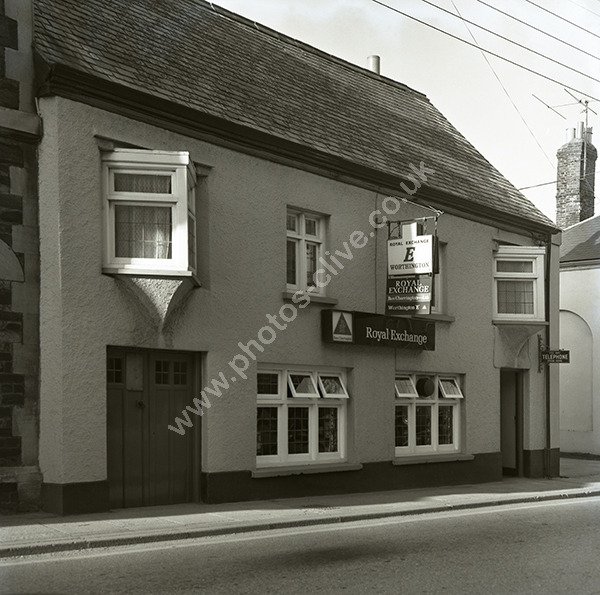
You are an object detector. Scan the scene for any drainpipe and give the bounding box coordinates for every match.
[543,231,556,477]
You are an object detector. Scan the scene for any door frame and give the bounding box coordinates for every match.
[500,369,524,477]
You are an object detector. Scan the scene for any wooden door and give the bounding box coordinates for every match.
[107,349,196,508]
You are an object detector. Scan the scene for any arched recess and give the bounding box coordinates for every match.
[559,310,593,431]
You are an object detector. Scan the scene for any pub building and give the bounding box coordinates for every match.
[2,0,561,513]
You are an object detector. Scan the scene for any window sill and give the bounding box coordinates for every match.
[393,453,474,465]
[103,267,201,286]
[282,291,338,306]
[252,462,362,478]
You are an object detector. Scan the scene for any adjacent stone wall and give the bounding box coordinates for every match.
[0,0,41,512]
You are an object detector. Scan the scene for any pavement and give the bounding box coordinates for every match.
[2,455,600,559]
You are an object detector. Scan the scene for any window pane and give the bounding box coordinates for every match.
[114,173,172,193]
[173,361,187,385]
[395,377,417,397]
[289,373,318,397]
[286,213,298,232]
[305,218,318,237]
[257,373,279,395]
[318,407,338,452]
[395,405,409,447]
[188,212,196,271]
[496,260,533,273]
[257,407,278,456]
[115,205,172,259]
[107,357,123,384]
[305,242,318,288]
[440,378,461,397]
[155,360,169,384]
[497,280,534,314]
[319,375,345,396]
[416,406,431,446]
[288,407,309,454]
[439,406,454,445]
[187,187,196,216]
[287,240,297,285]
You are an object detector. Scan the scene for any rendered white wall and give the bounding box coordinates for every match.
[560,266,600,454]
[37,96,555,484]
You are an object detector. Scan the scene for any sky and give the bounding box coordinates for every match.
[211,0,600,222]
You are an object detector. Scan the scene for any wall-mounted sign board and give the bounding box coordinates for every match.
[540,350,570,363]
[322,309,435,351]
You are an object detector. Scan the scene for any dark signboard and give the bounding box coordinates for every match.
[322,310,435,351]
[540,350,570,363]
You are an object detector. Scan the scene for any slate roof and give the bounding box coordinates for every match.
[560,215,600,264]
[33,0,555,230]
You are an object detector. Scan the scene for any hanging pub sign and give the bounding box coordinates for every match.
[386,221,435,316]
[322,309,435,351]
[387,234,434,276]
[385,275,432,315]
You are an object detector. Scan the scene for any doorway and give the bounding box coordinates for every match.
[500,369,523,476]
[106,348,198,508]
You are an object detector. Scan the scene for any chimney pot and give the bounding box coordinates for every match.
[577,121,585,139]
[566,128,576,142]
[367,55,380,74]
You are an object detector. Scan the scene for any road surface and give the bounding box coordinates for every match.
[2,496,599,594]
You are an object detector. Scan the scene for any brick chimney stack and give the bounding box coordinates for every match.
[556,122,597,228]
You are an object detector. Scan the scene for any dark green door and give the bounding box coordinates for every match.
[107,349,196,508]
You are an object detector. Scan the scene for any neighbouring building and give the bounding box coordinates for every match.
[3,0,561,514]
[0,0,42,512]
[558,124,599,455]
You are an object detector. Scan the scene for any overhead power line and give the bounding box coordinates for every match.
[370,0,600,102]
[518,170,600,191]
[415,0,600,86]
[524,0,600,41]
[449,0,554,168]
[476,0,600,63]
[564,0,600,21]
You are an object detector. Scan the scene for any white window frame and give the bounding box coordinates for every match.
[394,373,462,456]
[493,246,545,322]
[257,367,348,467]
[395,375,419,398]
[317,374,350,399]
[286,210,325,295]
[102,149,197,277]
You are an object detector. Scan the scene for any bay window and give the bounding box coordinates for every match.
[493,246,545,321]
[102,149,197,277]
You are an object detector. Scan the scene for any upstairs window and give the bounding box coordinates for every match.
[493,246,545,322]
[102,149,197,277]
[286,210,325,294]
